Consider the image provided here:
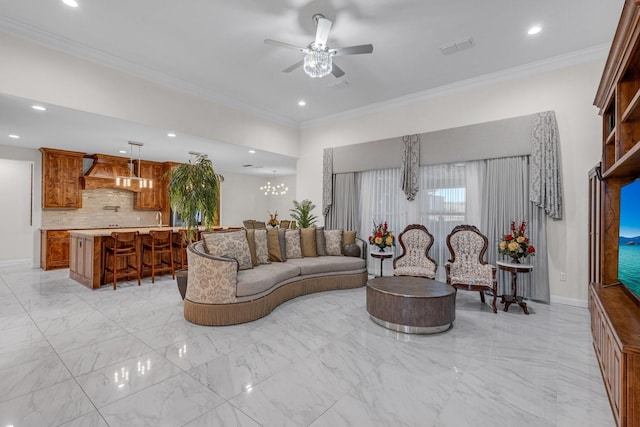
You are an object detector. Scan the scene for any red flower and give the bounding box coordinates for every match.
[528,246,536,253]
[506,234,513,241]
[510,221,516,233]
[376,231,382,238]
[383,222,388,231]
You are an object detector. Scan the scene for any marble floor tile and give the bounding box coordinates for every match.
[183,402,262,427]
[58,411,109,427]
[99,372,224,427]
[0,353,72,402]
[0,263,616,426]
[0,337,56,370]
[133,318,211,349]
[59,333,153,376]
[47,320,129,353]
[76,351,182,407]
[0,379,94,427]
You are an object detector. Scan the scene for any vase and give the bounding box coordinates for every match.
[378,246,386,253]
[510,256,522,264]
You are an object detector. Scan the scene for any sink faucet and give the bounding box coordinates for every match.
[156,211,163,227]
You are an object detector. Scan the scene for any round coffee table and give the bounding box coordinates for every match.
[366,276,456,334]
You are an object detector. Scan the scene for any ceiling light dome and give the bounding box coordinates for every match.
[303,49,332,78]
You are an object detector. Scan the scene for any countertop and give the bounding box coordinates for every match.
[41,225,167,231]
[69,226,181,237]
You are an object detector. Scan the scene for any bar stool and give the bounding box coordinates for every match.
[143,230,175,283]
[104,231,141,290]
[172,229,189,270]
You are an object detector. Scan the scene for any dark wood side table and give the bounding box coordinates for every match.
[496,261,533,315]
[370,251,393,277]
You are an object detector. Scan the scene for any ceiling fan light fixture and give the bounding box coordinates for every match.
[303,50,332,78]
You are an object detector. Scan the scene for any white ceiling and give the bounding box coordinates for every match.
[0,0,624,175]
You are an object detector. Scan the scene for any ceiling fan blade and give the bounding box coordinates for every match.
[314,17,332,48]
[282,60,304,73]
[264,39,307,53]
[331,63,345,78]
[330,44,374,56]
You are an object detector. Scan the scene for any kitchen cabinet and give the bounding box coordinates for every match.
[69,234,95,286]
[40,148,85,208]
[134,160,165,210]
[40,229,71,270]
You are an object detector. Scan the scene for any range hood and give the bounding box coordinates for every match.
[81,154,142,192]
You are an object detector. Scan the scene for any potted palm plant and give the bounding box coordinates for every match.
[290,199,318,228]
[164,154,223,299]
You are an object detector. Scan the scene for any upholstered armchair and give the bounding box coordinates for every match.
[445,224,497,313]
[393,224,437,279]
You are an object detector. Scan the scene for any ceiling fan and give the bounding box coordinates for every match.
[264,13,373,79]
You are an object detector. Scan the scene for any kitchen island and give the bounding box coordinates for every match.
[69,227,183,289]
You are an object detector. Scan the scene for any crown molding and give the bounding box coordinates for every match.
[0,16,298,129]
[300,44,611,130]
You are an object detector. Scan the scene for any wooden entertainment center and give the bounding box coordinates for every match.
[592,2,640,426]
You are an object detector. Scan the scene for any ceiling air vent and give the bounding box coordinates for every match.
[440,37,474,55]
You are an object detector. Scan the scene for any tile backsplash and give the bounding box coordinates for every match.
[41,189,161,229]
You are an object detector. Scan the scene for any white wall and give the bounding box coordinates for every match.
[298,59,606,304]
[0,146,42,265]
[220,173,296,227]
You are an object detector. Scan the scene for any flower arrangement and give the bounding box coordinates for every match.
[369,221,395,252]
[498,221,535,263]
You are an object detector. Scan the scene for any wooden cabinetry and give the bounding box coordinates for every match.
[590,285,640,427]
[40,148,85,208]
[69,234,95,285]
[40,229,71,270]
[134,160,165,210]
[592,2,640,426]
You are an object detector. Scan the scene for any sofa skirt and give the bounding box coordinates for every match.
[184,272,368,326]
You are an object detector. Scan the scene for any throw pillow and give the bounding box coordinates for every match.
[324,229,343,256]
[201,230,253,270]
[316,226,327,256]
[246,229,259,267]
[278,228,287,261]
[267,228,284,262]
[342,230,357,255]
[300,227,318,257]
[285,229,302,259]
[254,229,270,264]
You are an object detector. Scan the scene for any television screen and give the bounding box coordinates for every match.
[618,178,640,299]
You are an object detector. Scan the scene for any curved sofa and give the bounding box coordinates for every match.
[184,240,368,326]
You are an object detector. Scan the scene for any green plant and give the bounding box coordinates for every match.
[290,199,318,228]
[163,154,223,244]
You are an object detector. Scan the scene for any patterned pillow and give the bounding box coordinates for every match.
[324,229,343,256]
[254,229,270,264]
[201,230,253,270]
[285,229,302,259]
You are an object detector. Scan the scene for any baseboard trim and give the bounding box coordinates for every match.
[550,295,588,308]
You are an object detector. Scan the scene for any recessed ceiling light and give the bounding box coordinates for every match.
[62,0,78,7]
[167,132,176,137]
[528,26,542,35]
[119,150,127,154]
[248,150,256,154]
[8,134,20,139]
[298,100,306,107]
[32,105,46,111]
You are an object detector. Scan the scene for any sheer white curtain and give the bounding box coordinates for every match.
[358,162,484,278]
[358,169,412,275]
[417,161,484,281]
